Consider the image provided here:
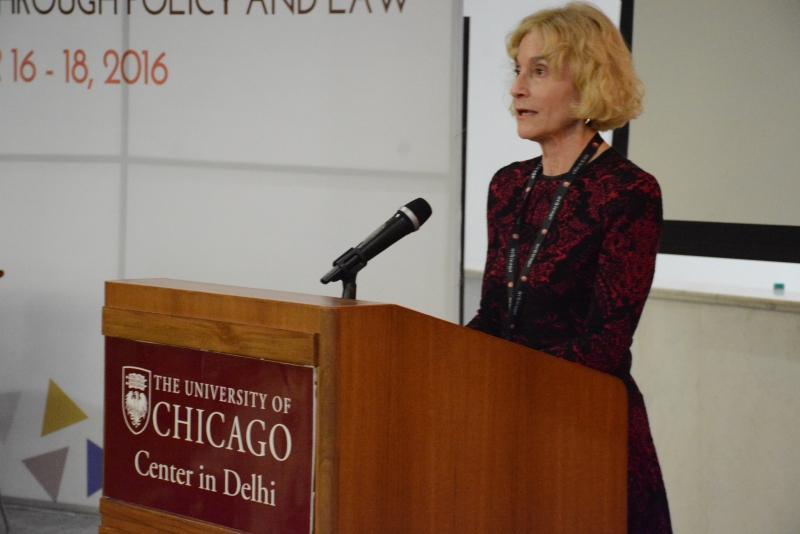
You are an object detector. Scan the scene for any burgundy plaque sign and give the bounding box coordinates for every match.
[104,337,315,533]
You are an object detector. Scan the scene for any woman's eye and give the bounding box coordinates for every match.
[513,67,521,76]
[534,67,546,76]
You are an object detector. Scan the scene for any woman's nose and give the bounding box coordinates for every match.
[510,74,526,98]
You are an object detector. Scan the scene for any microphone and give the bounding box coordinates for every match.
[321,198,432,284]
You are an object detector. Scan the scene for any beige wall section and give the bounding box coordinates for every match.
[633,291,800,534]
[629,0,800,225]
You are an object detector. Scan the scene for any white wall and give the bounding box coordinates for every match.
[0,1,464,507]
[653,254,800,301]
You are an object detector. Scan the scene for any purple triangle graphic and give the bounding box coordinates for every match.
[23,447,69,502]
[0,391,22,442]
[87,439,103,497]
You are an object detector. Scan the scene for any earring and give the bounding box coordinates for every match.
[584,118,592,125]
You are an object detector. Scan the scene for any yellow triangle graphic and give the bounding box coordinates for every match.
[41,379,88,436]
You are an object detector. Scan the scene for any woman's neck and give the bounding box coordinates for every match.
[539,123,604,176]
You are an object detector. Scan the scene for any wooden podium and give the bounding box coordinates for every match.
[100,279,627,533]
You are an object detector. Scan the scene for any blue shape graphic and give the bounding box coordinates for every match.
[87,439,103,497]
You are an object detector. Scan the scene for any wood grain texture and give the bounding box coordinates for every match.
[313,309,341,534]
[99,498,235,533]
[102,307,317,365]
[332,305,628,534]
[102,279,627,533]
[105,279,379,335]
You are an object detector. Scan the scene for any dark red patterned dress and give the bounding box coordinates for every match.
[468,147,672,533]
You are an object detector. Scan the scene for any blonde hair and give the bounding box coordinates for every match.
[507,2,643,131]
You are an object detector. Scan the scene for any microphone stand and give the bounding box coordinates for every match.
[340,272,357,300]
[321,248,365,300]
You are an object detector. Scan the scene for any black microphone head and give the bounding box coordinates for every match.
[405,198,432,227]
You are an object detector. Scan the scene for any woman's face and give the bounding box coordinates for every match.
[511,31,581,143]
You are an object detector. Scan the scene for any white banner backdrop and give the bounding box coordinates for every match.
[0,0,464,507]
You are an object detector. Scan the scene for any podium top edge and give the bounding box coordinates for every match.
[105,278,382,308]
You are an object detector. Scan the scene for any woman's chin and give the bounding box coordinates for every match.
[516,127,541,143]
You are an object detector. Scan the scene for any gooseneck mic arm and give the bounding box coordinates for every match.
[321,198,432,299]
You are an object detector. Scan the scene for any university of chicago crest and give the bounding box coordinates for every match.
[122,366,151,435]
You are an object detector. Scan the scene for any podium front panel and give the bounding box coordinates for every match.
[104,337,315,533]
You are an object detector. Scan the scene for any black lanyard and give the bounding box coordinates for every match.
[503,133,603,339]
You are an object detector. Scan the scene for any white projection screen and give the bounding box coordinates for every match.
[631,0,800,229]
